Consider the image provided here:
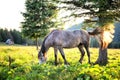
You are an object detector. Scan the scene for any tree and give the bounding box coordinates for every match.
[1,29,7,42]
[21,0,58,50]
[0,28,3,42]
[10,29,22,44]
[0,28,13,42]
[58,0,120,65]
[4,29,13,41]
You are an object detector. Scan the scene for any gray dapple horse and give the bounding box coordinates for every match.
[38,28,99,65]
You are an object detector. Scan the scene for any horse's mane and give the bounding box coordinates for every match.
[41,37,47,53]
[41,30,57,53]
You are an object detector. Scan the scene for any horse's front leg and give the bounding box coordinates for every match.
[58,47,69,65]
[54,47,58,65]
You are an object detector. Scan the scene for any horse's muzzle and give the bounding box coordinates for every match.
[38,57,47,64]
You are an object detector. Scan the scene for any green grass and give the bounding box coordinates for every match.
[0,42,7,46]
[0,45,120,80]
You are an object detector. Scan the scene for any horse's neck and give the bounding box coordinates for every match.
[41,43,46,53]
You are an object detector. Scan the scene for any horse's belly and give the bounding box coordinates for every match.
[62,41,80,48]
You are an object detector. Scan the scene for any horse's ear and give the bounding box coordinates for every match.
[43,53,47,58]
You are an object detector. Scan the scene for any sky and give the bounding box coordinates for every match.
[0,0,88,31]
[58,8,89,29]
[0,0,25,31]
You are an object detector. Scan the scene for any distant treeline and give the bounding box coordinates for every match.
[0,28,43,45]
[0,28,26,44]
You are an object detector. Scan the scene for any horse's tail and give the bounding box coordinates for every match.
[88,27,102,35]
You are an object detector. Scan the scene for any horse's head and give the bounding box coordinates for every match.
[38,51,47,64]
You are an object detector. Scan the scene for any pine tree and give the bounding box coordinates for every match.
[0,28,3,42]
[10,29,22,44]
[21,0,58,49]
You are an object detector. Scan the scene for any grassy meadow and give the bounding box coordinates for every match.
[0,45,120,80]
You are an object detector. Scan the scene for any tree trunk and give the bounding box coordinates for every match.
[94,24,114,65]
[95,45,108,65]
[35,37,39,50]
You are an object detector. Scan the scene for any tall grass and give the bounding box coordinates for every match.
[0,45,120,80]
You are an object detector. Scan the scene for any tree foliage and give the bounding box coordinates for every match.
[59,0,120,26]
[10,30,22,44]
[0,28,8,42]
[21,0,58,39]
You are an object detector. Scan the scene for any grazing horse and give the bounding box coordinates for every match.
[38,29,99,65]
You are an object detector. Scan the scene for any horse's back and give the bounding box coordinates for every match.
[44,29,90,48]
[79,29,90,41]
[44,30,62,46]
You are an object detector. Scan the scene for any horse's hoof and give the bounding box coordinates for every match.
[54,62,58,66]
[88,62,91,64]
[64,62,70,65]
[79,60,82,64]
[89,62,94,65]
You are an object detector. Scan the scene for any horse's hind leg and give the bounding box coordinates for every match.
[54,47,58,65]
[78,45,85,63]
[84,43,91,64]
[58,47,69,65]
